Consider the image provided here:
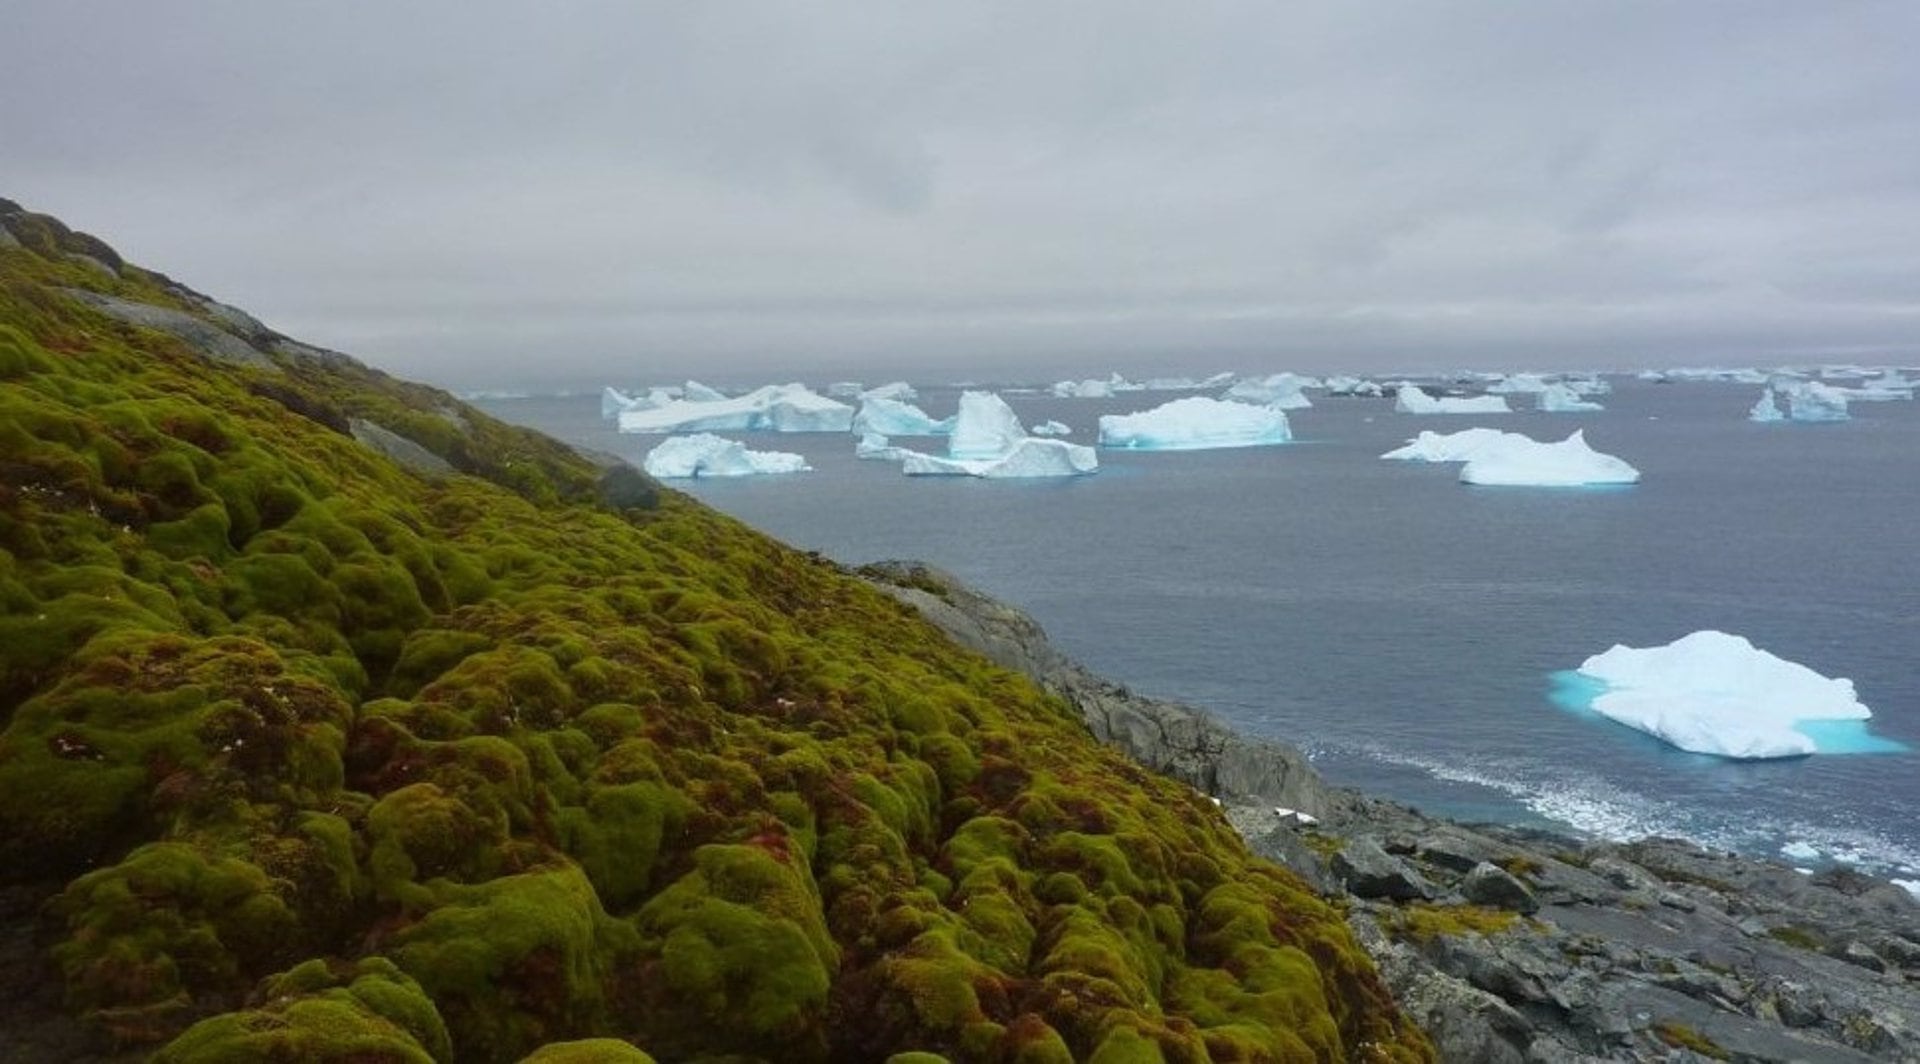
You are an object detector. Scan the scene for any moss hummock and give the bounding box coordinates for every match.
[0,204,1432,1061]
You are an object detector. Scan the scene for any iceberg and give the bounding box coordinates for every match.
[1098,396,1292,450]
[1381,428,1529,462]
[682,380,729,402]
[860,381,918,402]
[852,397,954,437]
[855,432,913,461]
[1565,630,1886,759]
[888,390,1098,477]
[1749,390,1785,423]
[1488,373,1551,395]
[1323,375,1384,397]
[1031,420,1072,436]
[1779,381,1850,422]
[826,381,865,398]
[601,386,678,419]
[1052,377,1114,398]
[642,433,809,478]
[948,391,1030,459]
[1537,384,1603,412]
[1394,386,1511,415]
[617,383,855,434]
[1223,373,1315,409]
[901,438,1098,478]
[1458,430,1639,486]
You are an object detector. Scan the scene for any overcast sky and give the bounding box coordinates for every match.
[6,2,1918,388]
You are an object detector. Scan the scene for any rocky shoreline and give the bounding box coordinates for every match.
[864,560,1920,1062]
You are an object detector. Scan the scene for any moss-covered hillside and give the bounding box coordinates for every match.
[0,199,1430,1063]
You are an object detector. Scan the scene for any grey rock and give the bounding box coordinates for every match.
[1463,862,1540,914]
[63,251,119,279]
[1333,838,1434,901]
[1588,856,1661,893]
[1236,820,1339,895]
[58,287,273,367]
[862,560,1328,811]
[1835,941,1887,974]
[348,418,454,478]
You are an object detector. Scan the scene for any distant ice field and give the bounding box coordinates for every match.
[476,378,1920,881]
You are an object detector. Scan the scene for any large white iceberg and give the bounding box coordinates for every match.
[1779,381,1851,422]
[1223,373,1315,409]
[1537,384,1603,412]
[601,386,679,419]
[1749,390,1786,423]
[1381,428,1529,462]
[1459,430,1639,486]
[852,397,954,437]
[1394,386,1511,415]
[948,391,1031,458]
[901,438,1099,478]
[890,391,1097,477]
[642,433,809,478]
[1568,630,1879,759]
[682,380,728,402]
[617,383,855,434]
[1098,396,1293,450]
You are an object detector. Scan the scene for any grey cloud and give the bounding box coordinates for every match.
[4,1,1917,389]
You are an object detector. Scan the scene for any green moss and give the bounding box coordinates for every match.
[1388,903,1521,944]
[0,224,1432,1061]
[518,1039,659,1063]
[1766,924,1823,951]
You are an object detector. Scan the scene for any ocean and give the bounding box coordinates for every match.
[473,377,1920,883]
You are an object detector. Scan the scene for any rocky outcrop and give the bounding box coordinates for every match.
[57,287,274,368]
[872,563,1920,1062]
[861,560,1329,813]
[347,418,455,478]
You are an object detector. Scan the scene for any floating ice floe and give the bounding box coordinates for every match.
[1381,428,1529,462]
[1031,420,1072,436]
[642,433,809,478]
[1458,430,1639,486]
[1394,386,1511,415]
[891,391,1097,478]
[1223,373,1315,409]
[1537,384,1604,412]
[852,397,953,437]
[1638,367,1775,384]
[855,432,914,461]
[1561,630,1895,759]
[1749,390,1786,423]
[617,383,854,434]
[1098,396,1293,450]
[1778,381,1851,422]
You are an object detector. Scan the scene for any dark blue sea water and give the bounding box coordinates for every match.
[475,379,1920,883]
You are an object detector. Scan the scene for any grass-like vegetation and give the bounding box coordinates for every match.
[1382,904,1521,946]
[1652,1020,1730,1059]
[0,204,1432,1062]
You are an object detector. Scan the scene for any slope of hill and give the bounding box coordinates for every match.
[0,199,1429,1062]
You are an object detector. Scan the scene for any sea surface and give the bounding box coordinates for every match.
[474,378,1920,882]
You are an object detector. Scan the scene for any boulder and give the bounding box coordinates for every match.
[1332,838,1433,901]
[1461,862,1539,914]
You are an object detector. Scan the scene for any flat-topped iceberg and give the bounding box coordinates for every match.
[1459,430,1639,486]
[1394,386,1511,415]
[1381,428,1529,462]
[617,383,854,434]
[1538,384,1603,412]
[901,438,1098,478]
[642,433,809,478]
[1098,396,1292,450]
[1223,373,1314,409]
[852,397,953,437]
[1563,630,1890,759]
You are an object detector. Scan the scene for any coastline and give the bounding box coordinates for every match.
[863,560,1920,1062]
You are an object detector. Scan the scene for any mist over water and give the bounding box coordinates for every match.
[478,377,1920,879]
